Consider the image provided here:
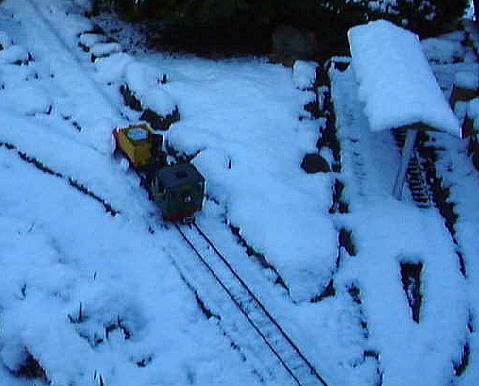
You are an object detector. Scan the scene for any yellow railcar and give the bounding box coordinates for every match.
[111,123,204,222]
[112,123,161,169]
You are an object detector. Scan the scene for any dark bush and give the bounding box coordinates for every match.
[97,0,469,57]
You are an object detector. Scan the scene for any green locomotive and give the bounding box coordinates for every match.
[112,123,204,222]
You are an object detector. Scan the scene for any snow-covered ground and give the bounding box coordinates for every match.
[1,1,478,385]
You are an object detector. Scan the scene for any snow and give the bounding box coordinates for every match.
[1,0,478,385]
[455,70,479,90]
[140,56,338,302]
[330,65,469,386]
[79,32,106,48]
[421,36,466,64]
[467,98,479,129]
[0,30,12,48]
[0,1,272,385]
[90,41,121,58]
[348,19,460,136]
[469,97,479,118]
[94,51,134,82]
[0,83,52,115]
[124,61,176,115]
[0,44,29,64]
[292,60,318,90]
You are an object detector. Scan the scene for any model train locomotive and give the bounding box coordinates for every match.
[112,123,205,222]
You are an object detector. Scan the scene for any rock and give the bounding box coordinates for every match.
[272,25,318,59]
[140,106,180,131]
[301,153,330,173]
[120,84,142,111]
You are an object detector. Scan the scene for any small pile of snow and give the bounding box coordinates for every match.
[0,45,29,64]
[90,42,121,58]
[454,71,479,90]
[292,60,318,90]
[125,62,176,115]
[348,19,460,136]
[421,37,465,63]
[94,52,134,83]
[79,32,106,48]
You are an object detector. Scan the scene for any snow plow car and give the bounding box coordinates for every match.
[112,123,204,222]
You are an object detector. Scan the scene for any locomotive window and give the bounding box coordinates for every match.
[157,180,165,194]
[127,128,148,141]
[174,170,188,180]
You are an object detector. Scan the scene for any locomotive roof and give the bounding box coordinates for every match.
[157,163,204,189]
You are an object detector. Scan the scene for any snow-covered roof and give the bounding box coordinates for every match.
[348,20,461,136]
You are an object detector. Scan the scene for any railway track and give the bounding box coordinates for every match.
[22,2,331,383]
[392,129,433,208]
[175,222,328,386]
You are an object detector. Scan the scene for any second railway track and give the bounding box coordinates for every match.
[175,222,328,386]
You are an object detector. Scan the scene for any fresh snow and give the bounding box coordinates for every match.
[0,44,29,64]
[1,1,478,386]
[330,65,468,386]
[455,70,479,90]
[90,41,121,57]
[79,32,106,48]
[123,61,177,116]
[348,19,460,136]
[292,60,318,90]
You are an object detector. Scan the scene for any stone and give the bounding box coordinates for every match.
[301,153,330,173]
[272,25,317,59]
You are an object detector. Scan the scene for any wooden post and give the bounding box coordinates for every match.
[393,129,418,200]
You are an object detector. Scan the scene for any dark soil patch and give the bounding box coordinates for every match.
[136,356,153,368]
[329,179,349,214]
[400,262,423,323]
[314,73,341,172]
[338,228,356,256]
[120,84,142,111]
[454,343,470,377]
[68,302,86,324]
[347,284,369,338]
[303,99,321,119]
[140,106,180,131]
[310,279,335,303]
[15,351,47,381]
[195,291,220,320]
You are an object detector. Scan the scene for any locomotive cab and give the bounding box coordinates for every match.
[150,163,205,222]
